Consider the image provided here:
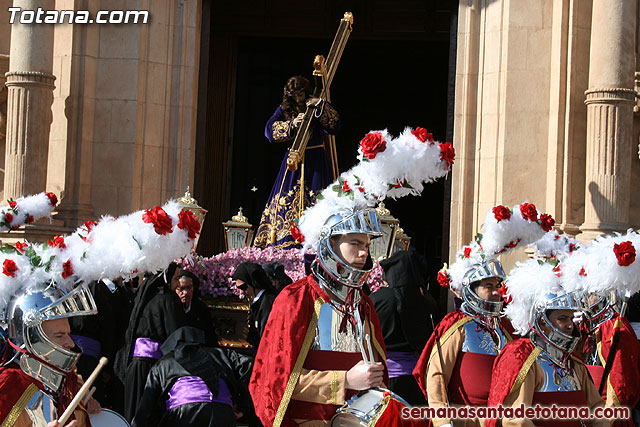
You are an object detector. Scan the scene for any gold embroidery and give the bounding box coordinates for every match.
[273,297,325,427]
[509,347,542,395]
[1,383,39,427]
[369,320,386,366]
[317,103,339,130]
[367,393,392,426]
[272,120,293,142]
[253,183,316,249]
[330,370,339,405]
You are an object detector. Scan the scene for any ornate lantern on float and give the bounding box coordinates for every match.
[178,187,208,250]
[368,202,400,261]
[222,207,254,251]
[392,227,412,254]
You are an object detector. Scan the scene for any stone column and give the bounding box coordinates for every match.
[4,0,55,199]
[580,0,637,238]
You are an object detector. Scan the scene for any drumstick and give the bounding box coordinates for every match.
[82,386,96,405]
[58,357,108,426]
[365,333,375,364]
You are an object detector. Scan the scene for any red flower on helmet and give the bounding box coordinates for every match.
[290,225,304,243]
[2,259,18,277]
[62,260,73,279]
[613,241,636,267]
[499,283,512,304]
[411,127,434,143]
[579,267,587,277]
[358,186,365,193]
[84,220,98,232]
[463,247,472,258]
[359,132,387,160]
[519,203,538,222]
[569,243,577,253]
[342,180,351,192]
[15,242,27,254]
[46,192,58,207]
[26,215,34,224]
[437,270,451,289]
[48,235,66,249]
[142,206,173,235]
[8,200,16,209]
[178,209,201,239]
[539,213,555,232]
[492,205,511,222]
[439,142,455,168]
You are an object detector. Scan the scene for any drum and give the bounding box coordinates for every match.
[331,387,411,426]
[89,408,130,427]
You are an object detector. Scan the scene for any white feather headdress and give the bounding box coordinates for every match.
[529,229,581,260]
[437,202,555,294]
[0,200,202,319]
[297,126,454,250]
[503,258,565,335]
[560,230,640,297]
[0,192,58,232]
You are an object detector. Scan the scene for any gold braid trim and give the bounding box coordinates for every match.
[509,347,542,396]
[367,393,392,426]
[1,383,39,427]
[330,370,339,405]
[427,317,473,367]
[273,297,325,427]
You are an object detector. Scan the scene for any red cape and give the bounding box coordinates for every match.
[412,310,515,400]
[595,315,640,408]
[249,274,388,427]
[0,363,42,424]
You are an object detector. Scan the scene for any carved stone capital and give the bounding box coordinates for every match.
[584,87,636,105]
[5,70,56,89]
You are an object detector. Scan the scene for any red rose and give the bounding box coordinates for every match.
[507,239,520,249]
[519,203,538,222]
[436,271,450,289]
[411,127,433,143]
[359,132,387,160]
[579,267,587,277]
[26,215,34,224]
[539,213,555,232]
[8,200,16,209]
[342,180,351,192]
[554,264,562,277]
[142,206,173,235]
[439,142,455,168]
[290,225,304,243]
[2,259,18,277]
[392,179,404,189]
[4,212,13,225]
[15,242,27,253]
[492,205,511,222]
[613,241,636,267]
[62,260,73,279]
[499,284,512,304]
[358,186,365,193]
[463,247,472,258]
[48,235,66,249]
[46,192,58,207]
[569,243,577,253]
[84,220,98,232]
[178,209,201,239]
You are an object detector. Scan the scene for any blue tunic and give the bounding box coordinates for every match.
[253,103,340,249]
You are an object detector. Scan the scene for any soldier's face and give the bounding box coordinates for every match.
[547,309,576,335]
[42,318,75,350]
[331,234,371,270]
[474,277,502,302]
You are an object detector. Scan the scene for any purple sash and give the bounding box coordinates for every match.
[386,351,419,378]
[70,334,102,359]
[166,376,232,410]
[132,337,163,359]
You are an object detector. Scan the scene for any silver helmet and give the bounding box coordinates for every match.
[314,208,383,300]
[529,289,584,368]
[460,259,506,318]
[4,282,97,392]
[584,291,617,333]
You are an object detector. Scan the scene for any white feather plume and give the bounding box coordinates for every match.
[298,126,453,250]
[0,192,58,232]
[0,200,200,318]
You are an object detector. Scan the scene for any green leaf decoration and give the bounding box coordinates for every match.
[0,244,19,254]
[132,235,142,250]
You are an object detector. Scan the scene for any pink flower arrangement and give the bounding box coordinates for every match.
[181,247,385,297]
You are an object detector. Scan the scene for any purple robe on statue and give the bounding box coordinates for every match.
[253,102,340,249]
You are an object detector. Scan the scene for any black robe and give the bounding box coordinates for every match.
[247,291,277,348]
[119,266,186,421]
[371,250,442,405]
[184,297,218,347]
[131,328,253,427]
